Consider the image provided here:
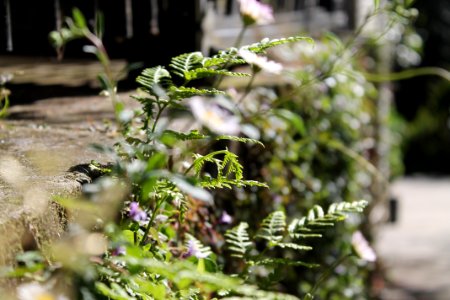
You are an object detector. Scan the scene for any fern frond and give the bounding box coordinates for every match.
[200,179,268,189]
[224,222,253,258]
[275,243,312,251]
[184,233,212,258]
[184,68,251,81]
[193,150,240,181]
[130,95,155,118]
[203,56,246,68]
[162,130,207,141]
[192,152,222,176]
[256,211,286,245]
[215,135,264,147]
[254,258,319,269]
[136,66,172,96]
[193,150,268,189]
[244,36,314,54]
[170,52,204,79]
[288,201,369,239]
[168,86,225,100]
[328,200,368,215]
[175,288,201,300]
[221,151,243,180]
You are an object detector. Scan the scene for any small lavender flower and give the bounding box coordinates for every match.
[128,201,147,222]
[111,245,126,256]
[219,210,233,224]
[238,0,274,26]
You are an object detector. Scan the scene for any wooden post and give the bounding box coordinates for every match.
[5,0,12,51]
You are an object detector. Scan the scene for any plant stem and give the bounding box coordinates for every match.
[236,69,257,107]
[213,25,248,89]
[151,102,168,134]
[140,195,167,246]
[234,25,247,49]
[309,253,353,296]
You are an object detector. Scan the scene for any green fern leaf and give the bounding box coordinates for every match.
[328,200,368,214]
[170,52,204,79]
[130,95,155,118]
[245,36,314,54]
[184,233,212,258]
[288,201,369,239]
[215,135,264,147]
[168,86,225,100]
[185,68,251,81]
[202,56,246,68]
[193,150,268,190]
[254,258,319,269]
[275,243,312,251]
[224,222,253,258]
[256,211,286,245]
[162,130,207,141]
[136,66,172,96]
[221,151,243,180]
[200,179,268,189]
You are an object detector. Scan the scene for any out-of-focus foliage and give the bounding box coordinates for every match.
[0,72,13,118]
[393,0,450,174]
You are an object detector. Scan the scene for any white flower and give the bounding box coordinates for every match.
[238,49,283,74]
[352,230,377,262]
[188,96,240,135]
[238,0,274,26]
[16,282,69,300]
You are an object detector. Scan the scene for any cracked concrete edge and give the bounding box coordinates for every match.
[0,165,99,267]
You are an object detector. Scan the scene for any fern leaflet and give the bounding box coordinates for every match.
[244,36,314,54]
[136,66,172,95]
[203,56,246,68]
[256,211,286,245]
[184,68,251,81]
[254,258,319,269]
[168,86,225,100]
[215,135,264,147]
[170,52,204,79]
[224,222,253,258]
[184,233,212,258]
[288,200,368,239]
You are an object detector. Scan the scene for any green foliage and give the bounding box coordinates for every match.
[192,149,268,189]
[245,36,314,54]
[224,223,252,258]
[1,2,408,299]
[0,72,13,118]
[256,211,286,244]
[224,201,368,273]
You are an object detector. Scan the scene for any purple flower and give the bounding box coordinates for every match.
[128,201,148,222]
[111,246,126,256]
[219,210,233,224]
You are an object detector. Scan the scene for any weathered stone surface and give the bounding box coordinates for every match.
[0,92,136,265]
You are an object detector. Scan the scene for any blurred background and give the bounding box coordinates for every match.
[1,0,449,299]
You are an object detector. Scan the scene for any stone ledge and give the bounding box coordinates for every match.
[0,92,136,266]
